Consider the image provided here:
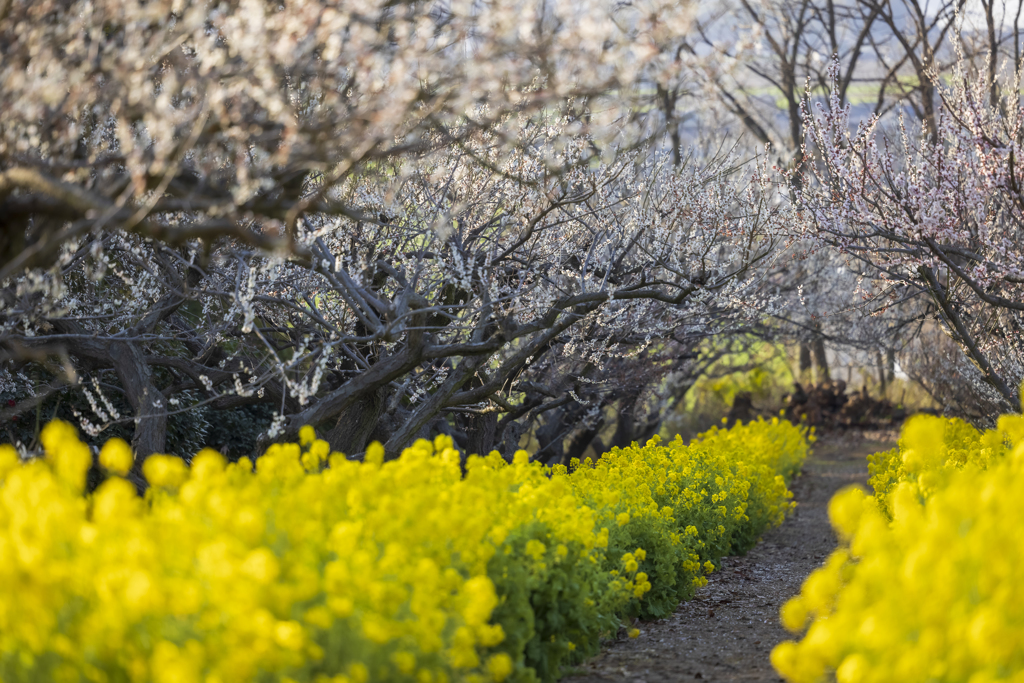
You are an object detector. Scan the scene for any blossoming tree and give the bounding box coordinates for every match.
[0,0,795,463]
[796,57,1024,414]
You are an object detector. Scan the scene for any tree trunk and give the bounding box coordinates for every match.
[323,385,389,455]
[562,418,606,465]
[534,409,570,464]
[534,399,595,465]
[875,348,887,395]
[608,390,660,450]
[799,343,813,383]
[50,322,169,464]
[457,411,499,456]
[812,338,830,382]
[109,340,168,468]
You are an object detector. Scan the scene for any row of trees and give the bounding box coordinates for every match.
[1,0,1021,468]
[687,0,1024,418]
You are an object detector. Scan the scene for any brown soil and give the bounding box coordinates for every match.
[563,428,898,683]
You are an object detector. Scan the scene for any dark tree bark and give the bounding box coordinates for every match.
[812,338,830,382]
[875,348,888,394]
[323,385,389,455]
[457,411,499,457]
[799,343,813,381]
[109,341,168,461]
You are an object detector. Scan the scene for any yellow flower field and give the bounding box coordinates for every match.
[773,410,1024,683]
[0,417,808,683]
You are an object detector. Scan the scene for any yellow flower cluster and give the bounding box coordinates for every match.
[773,411,1024,683]
[565,417,807,619]
[0,417,806,683]
[865,414,1010,516]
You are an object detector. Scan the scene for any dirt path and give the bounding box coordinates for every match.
[563,428,897,683]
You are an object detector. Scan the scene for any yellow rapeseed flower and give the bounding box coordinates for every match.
[142,454,188,489]
[774,411,1024,683]
[99,437,133,475]
[485,653,513,682]
[0,416,807,683]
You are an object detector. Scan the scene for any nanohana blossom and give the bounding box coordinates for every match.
[0,415,806,681]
